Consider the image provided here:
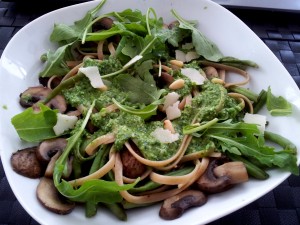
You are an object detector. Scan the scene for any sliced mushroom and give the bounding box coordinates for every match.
[36,177,75,214]
[196,158,248,193]
[36,138,67,164]
[98,17,114,30]
[44,151,62,178]
[19,86,50,108]
[11,147,43,178]
[159,190,207,220]
[120,148,147,179]
[19,86,67,113]
[213,161,249,184]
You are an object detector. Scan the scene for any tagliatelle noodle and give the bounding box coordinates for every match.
[149,159,200,186]
[97,40,105,60]
[85,133,116,155]
[199,60,250,87]
[61,62,84,82]
[47,75,58,89]
[228,92,253,113]
[124,134,191,169]
[108,42,116,56]
[68,148,116,187]
[122,168,152,184]
[114,153,209,204]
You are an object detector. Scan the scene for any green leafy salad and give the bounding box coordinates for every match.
[10,0,298,221]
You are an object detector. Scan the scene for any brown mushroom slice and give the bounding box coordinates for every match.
[19,86,67,113]
[213,161,249,184]
[120,148,147,179]
[19,86,51,108]
[196,158,249,194]
[48,94,67,113]
[196,158,232,193]
[98,17,114,30]
[44,151,62,178]
[36,138,67,164]
[37,177,75,215]
[11,147,43,178]
[159,190,207,220]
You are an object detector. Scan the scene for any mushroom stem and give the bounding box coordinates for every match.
[213,161,249,184]
[159,190,207,220]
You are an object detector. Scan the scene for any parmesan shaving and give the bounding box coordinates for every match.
[163,92,180,111]
[53,113,78,136]
[79,66,105,89]
[151,127,179,143]
[166,101,181,120]
[243,113,267,133]
[181,68,206,85]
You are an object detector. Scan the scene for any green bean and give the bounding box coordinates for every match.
[103,203,127,221]
[89,145,110,174]
[253,89,267,113]
[122,200,153,209]
[129,166,194,194]
[229,154,269,180]
[85,145,110,217]
[42,73,84,104]
[72,158,82,179]
[85,201,98,218]
[94,146,127,221]
[229,86,258,102]
[264,131,297,154]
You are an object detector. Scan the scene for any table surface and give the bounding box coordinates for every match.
[1,1,300,225]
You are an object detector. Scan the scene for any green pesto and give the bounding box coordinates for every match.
[92,111,182,160]
[185,137,215,154]
[64,59,241,161]
[83,57,123,75]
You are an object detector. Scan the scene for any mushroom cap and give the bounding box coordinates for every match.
[11,147,43,178]
[159,190,207,220]
[19,86,67,113]
[36,177,75,215]
[36,138,67,164]
[196,157,233,194]
[19,86,50,108]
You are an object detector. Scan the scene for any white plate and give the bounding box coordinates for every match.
[1,0,300,225]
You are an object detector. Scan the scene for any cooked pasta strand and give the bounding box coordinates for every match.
[85,133,116,155]
[124,134,191,169]
[228,92,253,113]
[114,153,209,204]
[68,149,116,187]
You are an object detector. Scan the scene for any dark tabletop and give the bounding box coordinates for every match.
[1,1,300,225]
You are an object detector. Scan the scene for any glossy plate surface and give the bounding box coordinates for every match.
[1,0,300,225]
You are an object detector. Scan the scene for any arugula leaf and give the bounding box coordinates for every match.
[56,178,138,204]
[114,73,160,104]
[50,0,107,44]
[201,121,298,174]
[121,35,145,58]
[54,101,95,185]
[53,101,138,204]
[112,98,160,120]
[11,104,57,142]
[183,118,219,135]
[39,43,73,77]
[266,86,292,116]
[115,9,145,22]
[166,23,191,47]
[171,9,223,61]
[85,26,129,42]
[209,133,298,174]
